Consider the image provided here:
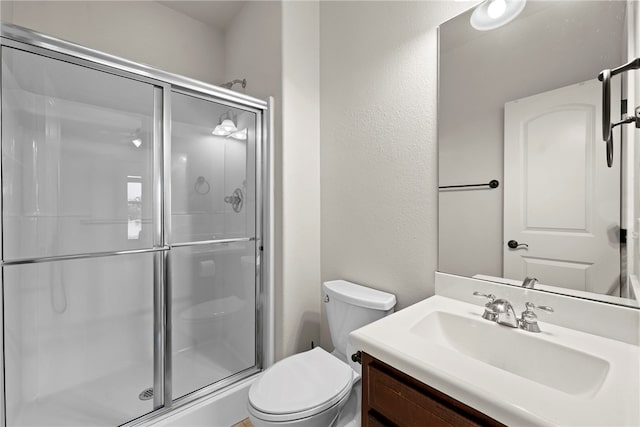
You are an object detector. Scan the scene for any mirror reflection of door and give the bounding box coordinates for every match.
[503,79,621,294]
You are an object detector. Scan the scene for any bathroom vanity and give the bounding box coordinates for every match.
[349,277,640,427]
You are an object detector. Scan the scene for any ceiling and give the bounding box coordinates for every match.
[440,1,626,54]
[157,1,246,31]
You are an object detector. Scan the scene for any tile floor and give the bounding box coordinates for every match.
[232,418,253,427]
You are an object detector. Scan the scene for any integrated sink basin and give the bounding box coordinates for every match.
[349,295,640,426]
[409,311,609,397]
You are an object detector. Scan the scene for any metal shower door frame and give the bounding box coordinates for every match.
[0,23,271,427]
[161,86,266,414]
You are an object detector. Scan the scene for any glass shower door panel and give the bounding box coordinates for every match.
[171,92,256,243]
[3,253,155,426]
[1,47,156,260]
[171,242,256,399]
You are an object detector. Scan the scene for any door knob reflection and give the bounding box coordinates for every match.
[507,240,528,249]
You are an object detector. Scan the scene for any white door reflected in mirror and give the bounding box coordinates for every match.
[503,79,620,295]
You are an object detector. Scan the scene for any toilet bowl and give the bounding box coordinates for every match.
[248,280,396,427]
[248,347,356,426]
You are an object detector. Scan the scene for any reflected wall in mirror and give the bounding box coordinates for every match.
[438,0,640,308]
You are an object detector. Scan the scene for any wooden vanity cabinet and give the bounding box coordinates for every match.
[361,353,504,427]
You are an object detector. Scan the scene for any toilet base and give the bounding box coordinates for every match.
[248,381,361,427]
[335,382,361,427]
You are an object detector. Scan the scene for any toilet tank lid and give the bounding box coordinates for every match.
[323,280,396,310]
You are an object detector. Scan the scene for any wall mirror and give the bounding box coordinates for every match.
[438,0,640,308]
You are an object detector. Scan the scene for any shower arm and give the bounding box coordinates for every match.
[598,57,640,168]
[220,78,247,90]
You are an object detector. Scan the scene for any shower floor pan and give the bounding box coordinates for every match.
[8,342,249,427]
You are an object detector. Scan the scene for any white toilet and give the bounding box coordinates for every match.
[248,280,396,427]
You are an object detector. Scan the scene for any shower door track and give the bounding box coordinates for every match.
[0,23,271,427]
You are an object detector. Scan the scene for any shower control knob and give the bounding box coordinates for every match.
[507,240,528,249]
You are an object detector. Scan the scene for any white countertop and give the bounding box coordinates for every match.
[349,295,640,426]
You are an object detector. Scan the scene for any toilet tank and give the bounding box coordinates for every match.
[323,280,396,358]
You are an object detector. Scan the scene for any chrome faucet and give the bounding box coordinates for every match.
[473,292,518,327]
[473,292,554,332]
[521,276,538,289]
[491,298,519,328]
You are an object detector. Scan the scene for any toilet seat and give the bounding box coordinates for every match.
[248,348,354,423]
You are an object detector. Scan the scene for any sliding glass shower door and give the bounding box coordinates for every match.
[1,47,159,426]
[170,92,257,400]
[1,36,263,427]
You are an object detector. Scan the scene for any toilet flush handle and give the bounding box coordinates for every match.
[351,351,362,364]
[323,294,330,303]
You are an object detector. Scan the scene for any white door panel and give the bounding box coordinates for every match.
[520,257,591,291]
[504,79,620,294]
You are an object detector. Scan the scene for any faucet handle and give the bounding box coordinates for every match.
[473,292,498,322]
[473,291,496,303]
[519,302,554,333]
[524,302,554,313]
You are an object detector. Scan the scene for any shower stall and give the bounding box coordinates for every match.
[0,24,272,426]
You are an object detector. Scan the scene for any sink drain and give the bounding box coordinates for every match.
[139,387,154,401]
